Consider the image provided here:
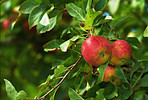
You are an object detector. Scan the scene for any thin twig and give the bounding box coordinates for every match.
[37,56,82,100]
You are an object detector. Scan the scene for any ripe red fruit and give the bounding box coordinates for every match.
[81,36,111,67]
[110,40,132,66]
[2,19,11,30]
[103,65,121,86]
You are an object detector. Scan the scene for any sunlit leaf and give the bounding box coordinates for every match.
[29,3,50,28]
[144,26,148,37]
[108,0,120,15]
[66,3,85,22]
[95,89,105,100]
[84,9,102,30]
[54,65,68,78]
[97,60,109,83]
[60,36,79,52]
[86,0,92,12]
[19,0,38,14]
[37,16,57,33]
[60,40,71,52]
[4,79,17,100]
[43,40,64,52]
[16,90,27,100]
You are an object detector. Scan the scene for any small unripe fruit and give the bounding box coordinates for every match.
[81,36,111,67]
[103,65,121,86]
[110,40,132,66]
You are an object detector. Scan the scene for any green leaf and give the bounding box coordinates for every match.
[85,82,108,98]
[144,26,148,37]
[34,0,42,4]
[140,74,148,87]
[60,26,71,38]
[52,59,65,69]
[54,65,68,78]
[115,66,129,83]
[69,88,84,100]
[118,83,133,99]
[100,16,114,24]
[43,40,64,52]
[37,16,57,33]
[97,60,109,83]
[60,40,71,52]
[95,0,107,11]
[66,3,85,22]
[130,62,141,80]
[108,0,120,15]
[95,89,105,100]
[35,75,54,98]
[50,87,59,100]
[19,0,38,14]
[60,36,79,52]
[111,16,130,28]
[104,83,118,99]
[141,64,148,74]
[38,75,52,88]
[124,37,141,48]
[16,90,27,100]
[4,79,17,100]
[43,0,50,6]
[86,0,92,12]
[84,9,102,30]
[28,3,50,28]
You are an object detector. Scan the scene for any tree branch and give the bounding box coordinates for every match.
[37,56,82,100]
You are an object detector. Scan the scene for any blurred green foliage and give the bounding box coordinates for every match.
[0,0,148,100]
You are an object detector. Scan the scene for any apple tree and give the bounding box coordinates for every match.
[1,0,148,100]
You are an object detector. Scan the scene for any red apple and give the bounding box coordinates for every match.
[103,65,121,86]
[110,40,132,66]
[81,36,111,67]
[2,19,11,30]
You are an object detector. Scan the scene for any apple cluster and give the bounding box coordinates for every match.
[81,35,132,85]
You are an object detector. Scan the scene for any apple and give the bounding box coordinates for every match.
[2,18,11,30]
[110,40,132,66]
[81,36,111,67]
[103,65,121,86]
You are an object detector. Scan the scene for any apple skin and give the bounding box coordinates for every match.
[103,65,121,86]
[110,40,132,66]
[2,19,11,30]
[81,36,111,67]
